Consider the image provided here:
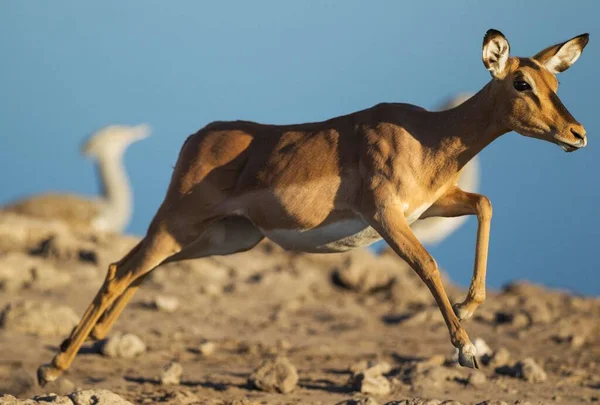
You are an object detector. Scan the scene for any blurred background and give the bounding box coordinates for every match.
[1,1,598,295]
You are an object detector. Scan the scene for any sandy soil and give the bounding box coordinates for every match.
[0,212,598,405]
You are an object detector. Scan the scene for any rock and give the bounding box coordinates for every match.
[200,283,222,297]
[160,361,183,385]
[0,254,36,292]
[514,358,547,383]
[31,394,73,405]
[482,347,512,368]
[358,376,391,395]
[0,253,71,292]
[522,300,553,324]
[473,338,493,358]
[0,361,35,396]
[351,360,393,395]
[248,356,298,394]
[198,340,217,356]
[154,390,199,405]
[0,301,78,336]
[152,295,179,313]
[336,398,380,405]
[68,389,134,404]
[0,389,132,405]
[467,371,487,386]
[408,364,463,391]
[385,400,443,405]
[226,400,260,405]
[333,257,396,293]
[100,332,146,359]
[350,360,393,377]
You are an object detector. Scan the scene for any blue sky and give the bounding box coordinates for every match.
[1,1,599,295]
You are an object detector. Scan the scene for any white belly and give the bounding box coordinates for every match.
[261,219,382,253]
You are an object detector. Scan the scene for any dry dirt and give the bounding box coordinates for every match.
[0,212,599,405]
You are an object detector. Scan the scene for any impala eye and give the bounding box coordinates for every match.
[513,80,532,91]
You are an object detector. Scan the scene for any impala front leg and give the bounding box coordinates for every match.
[422,187,492,321]
[365,203,479,369]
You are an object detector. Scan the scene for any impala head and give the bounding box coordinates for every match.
[82,124,151,159]
[482,29,589,152]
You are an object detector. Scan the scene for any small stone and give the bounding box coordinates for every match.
[68,389,134,404]
[511,312,531,328]
[160,361,183,385]
[408,364,463,391]
[101,332,146,359]
[515,358,547,383]
[349,360,370,374]
[336,398,380,405]
[385,399,442,405]
[570,334,586,348]
[248,356,298,394]
[157,390,200,405]
[351,360,393,378]
[153,295,179,313]
[475,401,508,405]
[473,338,493,358]
[32,393,73,405]
[467,371,487,386]
[198,340,217,356]
[358,375,391,395]
[483,347,511,368]
[201,283,222,297]
[0,300,79,337]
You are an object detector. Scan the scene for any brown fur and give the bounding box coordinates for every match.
[37,29,590,384]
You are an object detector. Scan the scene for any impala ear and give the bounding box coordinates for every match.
[533,33,589,74]
[482,29,510,79]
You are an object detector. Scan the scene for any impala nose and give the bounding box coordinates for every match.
[570,124,587,147]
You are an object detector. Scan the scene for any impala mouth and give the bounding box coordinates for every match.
[556,139,585,153]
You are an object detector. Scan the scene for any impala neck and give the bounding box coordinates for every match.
[95,152,132,232]
[429,81,509,168]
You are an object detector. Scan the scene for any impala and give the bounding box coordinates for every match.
[38,29,589,385]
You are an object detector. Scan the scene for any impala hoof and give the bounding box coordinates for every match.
[37,364,62,387]
[458,344,479,369]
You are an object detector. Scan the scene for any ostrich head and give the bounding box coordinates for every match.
[82,124,151,160]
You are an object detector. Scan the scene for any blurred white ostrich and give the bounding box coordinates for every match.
[3,124,150,233]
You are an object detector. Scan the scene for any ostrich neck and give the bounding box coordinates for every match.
[94,153,132,232]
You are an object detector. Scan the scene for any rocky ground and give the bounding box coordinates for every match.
[0,212,598,405]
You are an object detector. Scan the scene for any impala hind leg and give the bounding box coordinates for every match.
[91,216,264,341]
[365,204,478,369]
[420,187,492,321]
[37,229,180,386]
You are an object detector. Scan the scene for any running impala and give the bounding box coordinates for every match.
[38,29,589,385]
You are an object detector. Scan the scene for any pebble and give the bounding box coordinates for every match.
[160,361,183,385]
[515,358,547,383]
[153,295,179,313]
[100,332,146,359]
[198,340,217,356]
[473,338,493,358]
[248,356,298,394]
[358,375,391,395]
[0,300,78,337]
[467,371,487,386]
